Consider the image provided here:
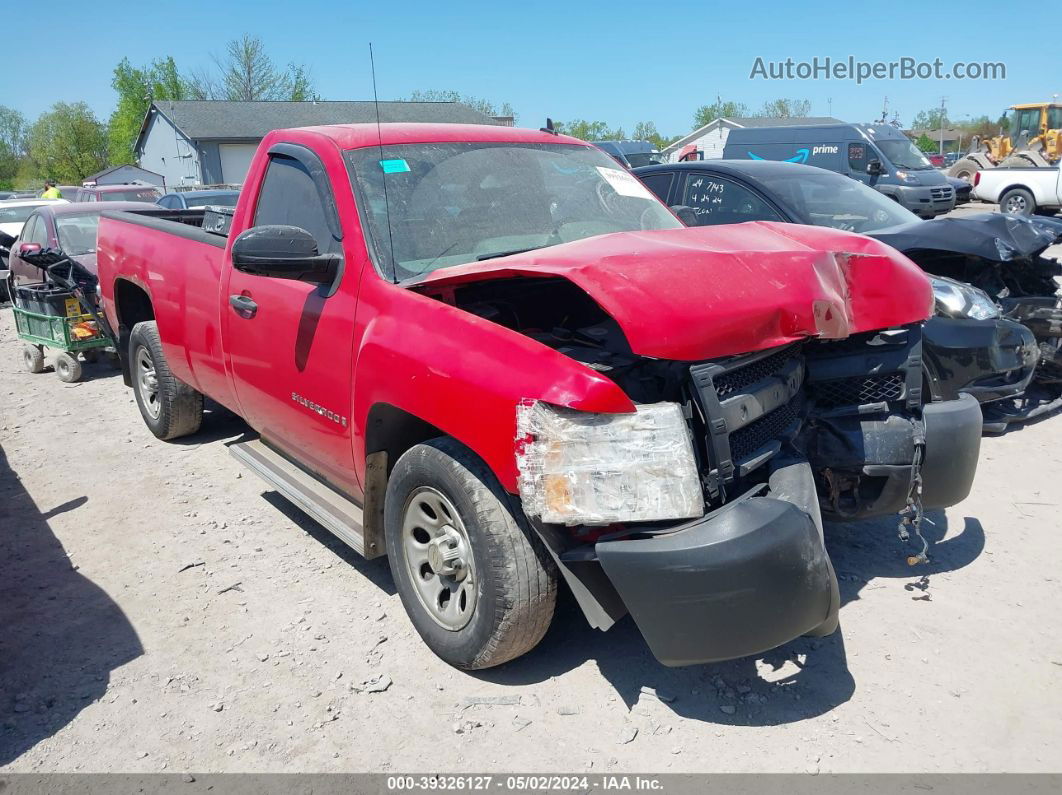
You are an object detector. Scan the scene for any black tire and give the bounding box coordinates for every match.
[999,187,1035,216]
[384,438,557,670]
[22,344,45,374]
[54,352,82,383]
[129,320,203,440]
[948,158,981,183]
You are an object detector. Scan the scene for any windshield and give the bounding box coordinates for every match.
[101,187,162,202]
[625,152,667,168]
[186,193,239,208]
[874,138,933,170]
[767,170,921,232]
[0,204,39,225]
[55,214,101,255]
[345,142,681,281]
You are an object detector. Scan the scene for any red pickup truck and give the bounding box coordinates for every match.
[96,123,982,669]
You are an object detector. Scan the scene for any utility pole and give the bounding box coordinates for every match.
[939,96,947,156]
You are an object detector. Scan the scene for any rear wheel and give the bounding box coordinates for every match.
[54,352,82,383]
[999,187,1036,216]
[384,438,557,669]
[22,344,45,374]
[129,320,203,440]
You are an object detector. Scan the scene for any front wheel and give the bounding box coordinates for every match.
[22,344,45,374]
[384,438,558,670]
[129,321,203,440]
[999,187,1036,216]
[54,352,82,383]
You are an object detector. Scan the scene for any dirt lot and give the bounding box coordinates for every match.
[2,211,1062,773]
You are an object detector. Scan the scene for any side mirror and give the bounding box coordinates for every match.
[867,159,884,177]
[669,205,699,226]
[231,225,340,283]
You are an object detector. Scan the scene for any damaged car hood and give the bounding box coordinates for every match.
[870,212,1062,262]
[416,222,932,361]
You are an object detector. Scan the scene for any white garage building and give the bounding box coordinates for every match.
[662,115,842,162]
[134,100,507,187]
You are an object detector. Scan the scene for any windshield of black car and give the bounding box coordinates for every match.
[345,142,681,281]
[55,214,101,255]
[767,171,921,232]
[873,138,933,170]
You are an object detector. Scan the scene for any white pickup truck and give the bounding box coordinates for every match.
[973,167,1062,216]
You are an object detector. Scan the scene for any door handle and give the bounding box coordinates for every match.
[229,294,258,319]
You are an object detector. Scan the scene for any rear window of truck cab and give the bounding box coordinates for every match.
[345,142,681,282]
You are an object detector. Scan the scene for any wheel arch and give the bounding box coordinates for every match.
[112,279,155,386]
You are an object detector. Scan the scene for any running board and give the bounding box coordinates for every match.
[229,439,382,559]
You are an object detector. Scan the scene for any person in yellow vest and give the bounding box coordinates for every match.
[41,180,62,199]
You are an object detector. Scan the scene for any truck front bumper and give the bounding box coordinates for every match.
[589,460,839,667]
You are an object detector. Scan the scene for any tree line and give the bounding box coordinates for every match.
[0,35,317,188]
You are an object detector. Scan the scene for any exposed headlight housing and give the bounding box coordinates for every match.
[515,401,704,526]
[931,277,1000,320]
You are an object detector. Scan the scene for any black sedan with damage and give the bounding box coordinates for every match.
[635,160,1058,430]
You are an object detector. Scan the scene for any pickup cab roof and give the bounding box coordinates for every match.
[282,122,591,150]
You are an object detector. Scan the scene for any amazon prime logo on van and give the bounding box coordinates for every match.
[747,145,838,164]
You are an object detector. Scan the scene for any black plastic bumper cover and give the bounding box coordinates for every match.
[922,317,1039,404]
[595,488,836,667]
[920,393,982,508]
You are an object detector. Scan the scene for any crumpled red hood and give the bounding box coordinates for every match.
[417,221,933,361]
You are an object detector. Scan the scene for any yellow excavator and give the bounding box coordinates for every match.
[948,102,1062,182]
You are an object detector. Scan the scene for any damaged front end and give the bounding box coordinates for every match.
[416,228,981,667]
[511,326,980,665]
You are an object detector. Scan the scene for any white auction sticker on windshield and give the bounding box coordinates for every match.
[596,166,655,199]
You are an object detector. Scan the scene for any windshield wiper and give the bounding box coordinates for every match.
[476,247,541,261]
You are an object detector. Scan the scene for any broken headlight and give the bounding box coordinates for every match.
[515,401,704,526]
[931,277,1000,320]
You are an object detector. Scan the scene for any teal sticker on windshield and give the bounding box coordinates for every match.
[379,158,410,174]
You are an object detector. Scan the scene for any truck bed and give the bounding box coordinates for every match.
[100,206,234,246]
[97,208,236,411]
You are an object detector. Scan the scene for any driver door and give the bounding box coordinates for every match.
[223,145,361,493]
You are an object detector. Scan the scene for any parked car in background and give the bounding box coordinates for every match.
[925,152,945,168]
[944,152,961,167]
[156,189,240,209]
[74,183,163,203]
[722,122,956,217]
[593,140,667,169]
[96,123,980,669]
[6,201,158,288]
[972,166,1062,216]
[0,199,69,298]
[635,159,1058,428]
[947,176,972,205]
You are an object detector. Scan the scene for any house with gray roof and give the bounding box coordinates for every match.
[662,116,843,162]
[134,100,507,186]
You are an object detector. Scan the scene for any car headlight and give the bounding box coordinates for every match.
[515,400,704,526]
[931,277,1000,320]
[894,170,922,185]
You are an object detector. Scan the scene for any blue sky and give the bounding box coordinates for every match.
[3,0,1058,137]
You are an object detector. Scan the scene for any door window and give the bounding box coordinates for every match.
[253,154,340,255]
[680,174,782,225]
[847,142,867,173]
[638,172,674,204]
[24,214,49,246]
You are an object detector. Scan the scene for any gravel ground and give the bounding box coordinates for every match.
[2,206,1062,773]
